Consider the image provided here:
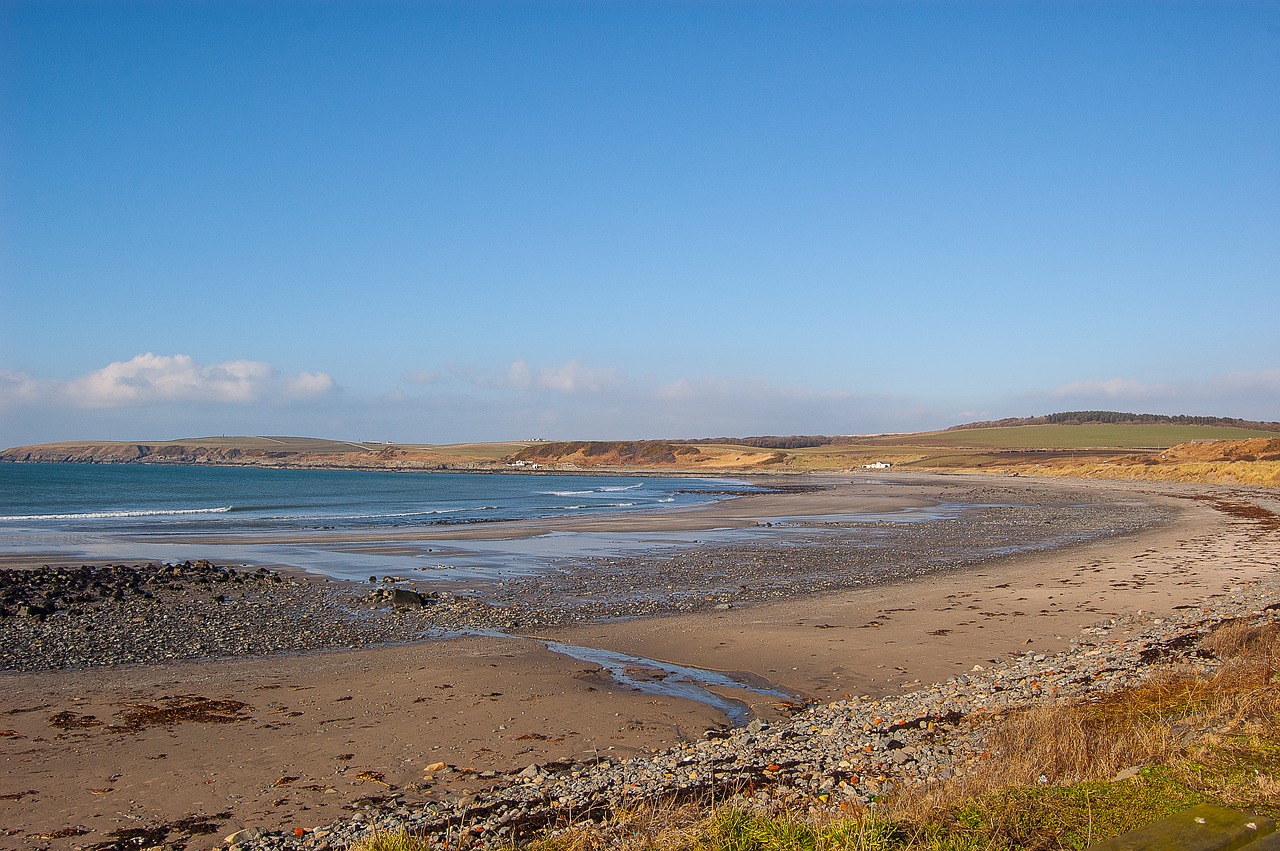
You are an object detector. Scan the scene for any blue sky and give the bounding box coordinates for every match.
[2,1,1278,445]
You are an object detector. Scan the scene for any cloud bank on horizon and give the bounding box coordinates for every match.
[1,353,1276,447]
[2,2,1276,447]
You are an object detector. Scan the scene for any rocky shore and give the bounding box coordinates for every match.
[1,485,1168,672]
[485,492,1170,626]
[233,573,1280,851]
[2,477,1275,851]
[0,561,419,672]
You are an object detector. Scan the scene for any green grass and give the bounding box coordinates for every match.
[513,763,1267,851]
[509,620,1280,851]
[916,771,1205,850]
[348,829,436,850]
[163,435,376,452]
[425,441,537,461]
[868,424,1278,450]
[346,730,1277,851]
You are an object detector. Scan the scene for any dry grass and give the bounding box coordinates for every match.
[903,619,1280,800]
[886,618,1280,845]
[524,801,908,851]
[524,800,715,851]
[868,425,1279,451]
[13,431,1279,484]
[349,828,435,851]
[1201,619,1280,660]
[1013,459,1280,487]
[523,619,1280,850]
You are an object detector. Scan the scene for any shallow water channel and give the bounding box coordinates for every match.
[428,627,799,726]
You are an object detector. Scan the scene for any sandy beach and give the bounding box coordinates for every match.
[1,473,1277,849]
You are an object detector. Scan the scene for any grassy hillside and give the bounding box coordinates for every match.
[0,437,537,469]
[866,423,1280,450]
[167,436,376,453]
[5,420,1279,485]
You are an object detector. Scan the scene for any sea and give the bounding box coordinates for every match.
[0,463,759,581]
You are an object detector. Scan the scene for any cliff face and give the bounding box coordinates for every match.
[0,439,540,472]
[0,442,422,470]
[1,443,152,463]
[504,441,788,469]
[0,438,780,473]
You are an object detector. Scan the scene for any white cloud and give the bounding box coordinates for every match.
[402,369,442,386]
[1035,368,1280,421]
[377,365,927,439]
[0,354,346,447]
[0,370,42,409]
[533,360,621,394]
[507,360,535,389]
[1051,377,1169,400]
[58,353,336,408]
[1219,368,1280,395]
[65,354,261,406]
[505,360,620,394]
[436,359,623,395]
[656,376,851,405]
[1,354,959,447]
[655,377,731,401]
[283,371,337,399]
[644,374,920,437]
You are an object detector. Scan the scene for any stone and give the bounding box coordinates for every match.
[390,589,426,608]
[225,826,266,843]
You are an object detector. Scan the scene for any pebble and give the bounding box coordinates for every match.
[227,484,1280,851]
[229,569,1280,851]
[1,485,1169,672]
[2,480,1273,851]
[0,561,444,672]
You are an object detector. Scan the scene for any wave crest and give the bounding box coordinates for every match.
[0,506,233,522]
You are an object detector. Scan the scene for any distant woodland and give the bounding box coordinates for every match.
[683,436,834,449]
[947,411,1280,433]
[680,413,1280,449]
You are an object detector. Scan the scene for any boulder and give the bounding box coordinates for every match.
[390,588,427,608]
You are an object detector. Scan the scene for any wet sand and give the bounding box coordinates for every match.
[544,482,1259,708]
[1,637,728,847]
[158,481,939,546]
[1,473,1276,848]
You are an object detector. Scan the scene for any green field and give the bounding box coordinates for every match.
[8,421,1276,476]
[867,423,1278,450]
[167,437,534,461]
[166,436,375,453]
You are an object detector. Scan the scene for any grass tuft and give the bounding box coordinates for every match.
[526,618,1280,850]
[345,621,1280,850]
[349,828,436,851]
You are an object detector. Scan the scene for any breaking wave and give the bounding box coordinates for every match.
[0,506,233,522]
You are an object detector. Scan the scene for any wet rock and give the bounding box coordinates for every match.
[391,589,429,608]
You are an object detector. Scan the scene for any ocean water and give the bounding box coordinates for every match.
[0,463,748,532]
[0,463,756,579]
